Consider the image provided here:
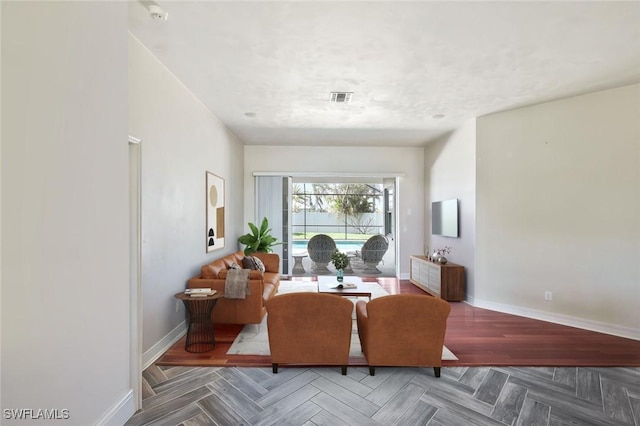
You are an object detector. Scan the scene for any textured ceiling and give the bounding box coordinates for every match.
[128,1,640,147]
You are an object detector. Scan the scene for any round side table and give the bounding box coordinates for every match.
[292,254,308,274]
[175,291,224,353]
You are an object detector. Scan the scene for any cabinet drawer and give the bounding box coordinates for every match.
[427,265,440,283]
[410,262,420,278]
[428,281,440,296]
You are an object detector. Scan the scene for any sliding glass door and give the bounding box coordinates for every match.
[255,176,292,274]
[255,174,398,277]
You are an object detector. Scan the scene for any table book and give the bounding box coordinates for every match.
[184,288,216,297]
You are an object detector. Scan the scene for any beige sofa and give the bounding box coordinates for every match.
[187,251,280,324]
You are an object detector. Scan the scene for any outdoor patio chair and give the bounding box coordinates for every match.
[360,234,389,273]
[306,234,336,274]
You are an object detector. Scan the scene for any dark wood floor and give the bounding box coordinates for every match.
[156,277,640,368]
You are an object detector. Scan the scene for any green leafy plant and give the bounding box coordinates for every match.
[238,217,281,256]
[331,250,350,270]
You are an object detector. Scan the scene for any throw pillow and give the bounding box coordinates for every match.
[242,256,254,270]
[229,262,241,270]
[252,256,266,273]
[242,256,265,273]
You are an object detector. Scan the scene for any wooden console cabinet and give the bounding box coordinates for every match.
[409,255,465,301]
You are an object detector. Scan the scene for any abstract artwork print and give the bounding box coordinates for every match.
[206,171,225,252]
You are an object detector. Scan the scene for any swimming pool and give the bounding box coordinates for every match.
[292,240,365,254]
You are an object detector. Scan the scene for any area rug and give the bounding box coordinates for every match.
[227,280,458,361]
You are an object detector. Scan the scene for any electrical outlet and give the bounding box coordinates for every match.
[545,291,552,301]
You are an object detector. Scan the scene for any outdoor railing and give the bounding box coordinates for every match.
[291,224,383,241]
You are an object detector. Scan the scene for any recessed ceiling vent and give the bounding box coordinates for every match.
[329,92,353,103]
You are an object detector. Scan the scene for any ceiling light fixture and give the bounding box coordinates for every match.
[244,112,257,118]
[432,114,446,119]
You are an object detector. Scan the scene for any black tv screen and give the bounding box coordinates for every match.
[432,198,459,237]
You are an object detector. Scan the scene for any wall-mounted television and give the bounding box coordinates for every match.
[432,198,459,238]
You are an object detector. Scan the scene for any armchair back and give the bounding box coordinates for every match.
[266,293,353,374]
[356,294,450,376]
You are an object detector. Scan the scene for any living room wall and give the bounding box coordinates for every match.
[243,146,425,277]
[424,120,477,300]
[476,83,640,339]
[2,2,132,424]
[129,35,245,360]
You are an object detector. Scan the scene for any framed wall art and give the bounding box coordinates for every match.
[206,171,225,252]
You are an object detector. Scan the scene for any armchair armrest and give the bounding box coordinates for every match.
[356,300,368,319]
[355,300,370,355]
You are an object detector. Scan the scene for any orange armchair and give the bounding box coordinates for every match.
[265,293,353,375]
[356,294,451,377]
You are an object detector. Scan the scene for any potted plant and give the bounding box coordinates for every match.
[238,217,281,256]
[331,250,350,282]
[434,246,452,264]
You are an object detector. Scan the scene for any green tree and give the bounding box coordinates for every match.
[328,184,376,215]
[292,183,305,213]
[328,184,381,234]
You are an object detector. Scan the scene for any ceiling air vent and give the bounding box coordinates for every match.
[329,92,353,103]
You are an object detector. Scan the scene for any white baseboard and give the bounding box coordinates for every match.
[95,389,135,426]
[399,272,410,280]
[468,296,640,341]
[142,321,187,369]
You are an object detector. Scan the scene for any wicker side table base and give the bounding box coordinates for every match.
[175,292,223,353]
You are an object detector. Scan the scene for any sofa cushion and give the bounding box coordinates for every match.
[201,258,227,279]
[223,255,239,269]
[233,251,246,264]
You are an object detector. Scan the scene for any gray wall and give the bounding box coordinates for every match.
[424,119,477,300]
[475,84,640,338]
[425,85,640,339]
[2,2,132,424]
[129,35,245,360]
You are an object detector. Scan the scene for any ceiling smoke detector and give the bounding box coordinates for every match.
[329,92,353,103]
[149,5,169,21]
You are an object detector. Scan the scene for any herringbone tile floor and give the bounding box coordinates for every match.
[125,365,640,426]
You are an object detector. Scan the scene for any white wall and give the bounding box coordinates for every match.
[476,84,640,339]
[129,36,245,359]
[424,120,477,300]
[2,2,132,425]
[244,146,424,277]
